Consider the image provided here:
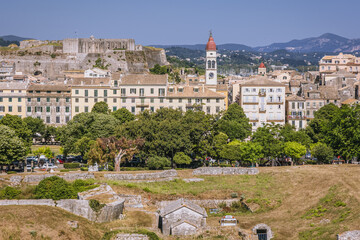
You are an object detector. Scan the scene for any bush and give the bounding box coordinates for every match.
[6,171,17,174]
[64,163,80,169]
[147,156,170,170]
[230,192,238,198]
[60,169,70,172]
[0,186,21,199]
[72,179,98,193]
[80,167,88,171]
[173,152,192,165]
[89,199,105,212]
[35,176,76,200]
[305,160,317,165]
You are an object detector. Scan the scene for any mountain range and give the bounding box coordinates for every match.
[0,35,32,42]
[153,33,360,53]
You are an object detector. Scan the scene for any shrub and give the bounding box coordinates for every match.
[0,186,21,199]
[64,163,80,169]
[89,199,105,212]
[230,192,238,198]
[80,167,88,171]
[6,171,17,174]
[72,179,98,193]
[173,152,192,165]
[60,169,70,172]
[35,176,76,200]
[147,156,170,170]
[50,53,56,58]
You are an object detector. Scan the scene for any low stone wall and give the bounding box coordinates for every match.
[114,234,149,240]
[11,173,95,184]
[337,230,360,240]
[193,167,259,176]
[0,198,124,223]
[104,170,178,182]
[118,194,143,208]
[157,199,240,209]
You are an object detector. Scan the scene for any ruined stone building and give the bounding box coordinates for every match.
[159,198,207,236]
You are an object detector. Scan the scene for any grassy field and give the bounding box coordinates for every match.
[30,145,62,156]
[0,165,359,239]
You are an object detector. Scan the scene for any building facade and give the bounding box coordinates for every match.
[286,95,306,130]
[319,53,360,75]
[0,81,28,119]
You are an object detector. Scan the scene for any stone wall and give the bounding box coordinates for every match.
[11,173,94,184]
[104,169,178,182]
[113,234,149,240]
[0,198,124,223]
[337,230,360,240]
[193,167,259,175]
[157,199,240,209]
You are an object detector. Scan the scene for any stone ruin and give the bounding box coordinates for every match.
[104,169,178,182]
[337,230,360,240]
[193,167,259,175]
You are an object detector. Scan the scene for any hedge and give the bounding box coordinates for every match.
[64,163,80,169]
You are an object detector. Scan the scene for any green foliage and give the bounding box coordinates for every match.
[34,176,76,200]
[64,163,80,169]
[32,147,54,159]
[220,140,242,163]
[102,229,160,240]
[111,108,135,124]
[0,186,21,199]
[216,103,252,141]
[0,114,32,150]
[283,141,307,162]
[80,167,88,171]
[23,117,46,138]
[310,142,333,164]
[173,152,192,165]
[74,136,93,157]
[91,101,110,114]
[210,132,228,160]
[147,156,170,170]
[149,64,169,74]
[89,199,105,212]
[0,125,27,165]
[93,58,109,70]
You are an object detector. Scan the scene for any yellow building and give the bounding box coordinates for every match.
[0,81,28,119]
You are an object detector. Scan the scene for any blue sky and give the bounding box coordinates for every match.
[1,0,360,46]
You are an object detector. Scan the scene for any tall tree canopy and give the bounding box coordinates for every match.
[0,125,27,165]
[0,114,32,151]
[111,108,135,124]
[91,101,110,114]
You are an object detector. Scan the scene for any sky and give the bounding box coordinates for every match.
[1,0,360,47]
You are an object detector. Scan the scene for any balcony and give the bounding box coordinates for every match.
[267,118,284,123]
[243,101,258,105]
[136,101,150,107]
[258,91,266,97]
[287,115,306,120]
[267,101,283,105]
[259,108,266,113]
[249,118,258,122]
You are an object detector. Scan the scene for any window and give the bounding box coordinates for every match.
[131,98,135,103]
[216,99,220,103]
[113,89,117,94]
[140,88,144,96]
[75,90,79,94]
[75,106,79,112]
[150,107,154,112]
[113,98,117,103]
[18,97,21,102]
[36,97,40,102]
[150,88,154,94]
[56,116,60,123]
[27,107,31,112]
[17,106,21,112]
[122,98,126,103]
[104,98,107,103]
[278,105,281,109]
[113,106,117,112]
[36,91,40,93]
[179,98,182,103]
[66,116,70,123]
[46,97,50,102]
[160,98,164,103]
[277,88,282,92]
[252,88,256,92]
[66,97,70,103]
[313,102,316,107]
[46,116,50,123]
[207,106,211,114]
[85,106,89,112]
[114,80,118,87]
[130,88,136,94]
[121,88,126,96]
[85,90,88,97]
[188,99,192,104]
[169,88,174,93]
[104,90,107,97]
[216,106,220,113]
[292,102,295,109]
[159,88,165,96]
[94,98,98,103]
[292,120,295,126]
[193,88,199,92]
[131,107,135,113]
[299,120,303,129]
[150,98,154,103]
[178,88,183,93]
[56,98,59,103]
[27,98,31,102]
[56,107,60,112]
[245,88,250,92]
[0,98,2,102]
[94,90,98,97]
[75,98,79,103]
[66,107,70,113]
[46,106,50,113]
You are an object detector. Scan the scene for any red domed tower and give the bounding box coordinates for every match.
[258,62,267,75]
[205,32,217,85]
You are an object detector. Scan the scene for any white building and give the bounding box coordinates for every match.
[237,77,286,131]
[205,32,217,86]
[84,68,110,78]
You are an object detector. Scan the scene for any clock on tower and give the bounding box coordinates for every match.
[205,32,217,85]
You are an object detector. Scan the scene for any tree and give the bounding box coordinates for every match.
[43,125,57,144]
[211,132,229,160]
[220,140,242,163]
[92,101,110,114]
[311,142,333,164]
[173,152,192,166]
[0,125,27,165]
[239,142,264,166]
[33,147,54,160]
[87,137,144,171]
[0,114,32,150]
[216,103,252,140]
[111,108,135,124]
[23,117,45,138]
[74,136,93,157]
[147,156,170,170]
[283,141,306,164]
[279,124,312,148]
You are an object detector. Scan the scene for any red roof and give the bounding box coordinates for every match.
[259,62,266,68]
[206,34,216,51]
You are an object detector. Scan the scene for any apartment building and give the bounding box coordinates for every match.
[319,53,360,75]
[238,77,286,131]
[26,84,71,125]
[0,61,15,80]
[286,95,306,130]
[0,81,28,119]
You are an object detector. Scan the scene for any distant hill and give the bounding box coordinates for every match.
[154,33,360,53]
[254,33,360,53]
[0,35,32,42]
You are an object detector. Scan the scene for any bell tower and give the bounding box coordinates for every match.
[205,31,217,85]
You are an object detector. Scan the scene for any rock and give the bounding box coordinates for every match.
[183,178,204,183]
[67,221,78,228]
[10,176,22,186]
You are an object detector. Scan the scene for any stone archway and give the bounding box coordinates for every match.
[252,223,273,240]
[34,70,42,76]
